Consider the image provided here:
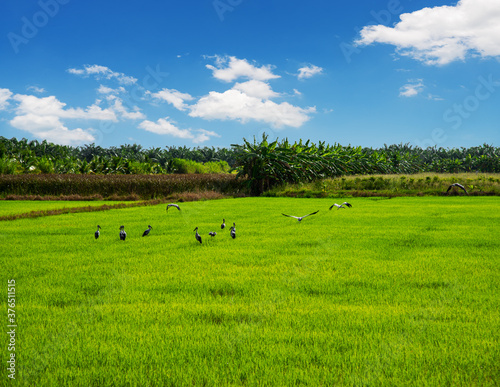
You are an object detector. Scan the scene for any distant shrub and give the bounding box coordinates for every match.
[170,158,205,174]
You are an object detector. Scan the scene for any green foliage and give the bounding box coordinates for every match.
[0,156,18,174]
[1,136,499,182]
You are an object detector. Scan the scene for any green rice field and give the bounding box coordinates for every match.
[0,200,129,218]
[2,197,499,386]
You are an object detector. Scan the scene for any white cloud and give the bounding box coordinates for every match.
[27,86,45,94]
[68,64,137,85]
[189,89,315,128]
[355,0,500,65]
[10,114,95,145]
[8,94,121,146]
[399,79,424,97]
[13,94,118,121]
[138,117,217,143]
[97,85,126,94]
[109,97,145,120]
[0,88,12,110]
[297,65,323,80]
[149,88,194,111]
[206,55,280,82]
[192,129,221,144]
[232,80,279,99]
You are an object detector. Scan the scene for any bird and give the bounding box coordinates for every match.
[230,226,236,239]
[194,227,202,244]
[95,225,101,240]
[282,211,319,222]
[221,219,226,229]
[142,225,152,237]
[446,183,468,195]
[166,203,180,212]
[119,225,126,241]
[329,202,352,210]
[209,231,217,237]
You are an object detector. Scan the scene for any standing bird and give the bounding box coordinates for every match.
[221,219,226,230]
[166,203,181,212]
[230,226,236,239]
[446,183,468,195]
[142,225,152,237]
[282,211,319,222]
[119,225,126,241]
[194,227,202,244]
[95,225,101,240]
[329,202,352,210]
[209,231,217,238]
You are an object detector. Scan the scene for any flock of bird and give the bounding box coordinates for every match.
[93,183,468,243]
[93,203,236,244]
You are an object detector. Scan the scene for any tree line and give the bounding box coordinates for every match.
[1,136,499,194]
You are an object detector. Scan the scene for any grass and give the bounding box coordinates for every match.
[266,173,500,198]
[0,200,129,217]
[1,197,499,386]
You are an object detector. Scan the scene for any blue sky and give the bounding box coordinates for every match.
[1,0,499,149]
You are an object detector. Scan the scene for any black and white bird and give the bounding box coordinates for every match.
[230,226,236,239]
[446,183,468,195]
[282,211,319,222]
[329,202,352,210]
[142,225,152,237]
[119,225,126,241]
[194,227,202,244]
[166,203,181,212]
[95,225,101,240]
[209,231,217,237]
[221,219,226,229]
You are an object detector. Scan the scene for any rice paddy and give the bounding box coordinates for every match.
[1,197,499,386]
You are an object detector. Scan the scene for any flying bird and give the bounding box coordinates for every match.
[119,225,126,241]
[446,183,468,195]
[209,231,217,237]
[142,225,152,237]
[282,211,319,222]
[221,219,226,229]
[329,202,352,210]
[95,225,101,240]
[230,226,236,239]
[194,227,202,244]
[166,203,180,212]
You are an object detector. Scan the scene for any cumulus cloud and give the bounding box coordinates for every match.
[149,88,194,111]
[68,64,137,85]
[13,94,118,121]
[232,80,279,99]
[107,96,145,120]
[138,117,218,143]
[355,0,500,65]
[206,55,280,82]
[189,89,315,128]
[0,88,12,110]
[399,79,424,97]
[8,94,120,146]
[297,65,323,80]
[10,114,95,145]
